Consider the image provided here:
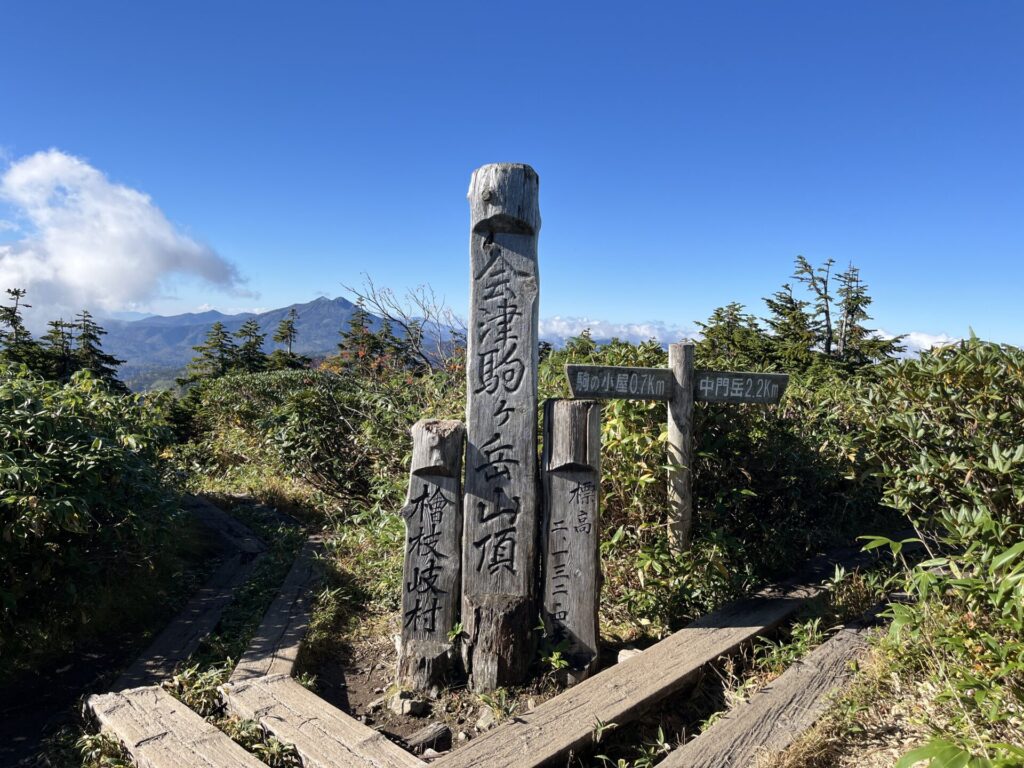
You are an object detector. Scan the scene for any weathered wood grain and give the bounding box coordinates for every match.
[668,342,695,552]
[115,496,267,688]
[694,370,789,404]
[230,534,324,684]
[222,673,425,768]
[403,722,452,754]
[87,686,265,768]
[399,420,465,691]
[115,550,263,690]
[541,399,602,682]
[565,365,673,401]
[432,544,883,768]
[182,494,266,554]
[661,626,869,767]
[463,163,541,691]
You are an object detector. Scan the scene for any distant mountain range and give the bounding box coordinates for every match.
[104,296,379,390]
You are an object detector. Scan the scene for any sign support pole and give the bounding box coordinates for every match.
[668,342,695,553]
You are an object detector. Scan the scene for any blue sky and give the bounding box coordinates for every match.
[1,1,1021,347]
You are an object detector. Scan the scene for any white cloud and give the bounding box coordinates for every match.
[901,331,959,354]
[0,149,250,326]
[540,315,697,345]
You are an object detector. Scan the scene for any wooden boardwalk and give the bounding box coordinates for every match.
[662,625,870,767]
[89,534,881,768]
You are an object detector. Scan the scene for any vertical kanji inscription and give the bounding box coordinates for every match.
[542,399,602,683]
[463,163,541,691]
[399,419,465,691]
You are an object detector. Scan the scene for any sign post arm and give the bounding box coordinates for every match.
[668,342,695,553]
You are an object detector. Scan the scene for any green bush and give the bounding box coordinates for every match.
[539,336,890,633]
[856,338,1024,761]
[0,364,177,663]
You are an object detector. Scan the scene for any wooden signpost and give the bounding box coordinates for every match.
[541,399,602,683]
[398,420,465,691]
[462,163,541,691]
[567,344,788,551]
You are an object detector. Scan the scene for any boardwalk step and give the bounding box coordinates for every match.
[230,535,324,685]
[660,624,868,767]
[86,686,265,768]
[432,544,883,768]
[222,673,425,768]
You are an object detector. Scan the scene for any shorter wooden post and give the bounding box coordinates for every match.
[668,342,695,553]
[541,399,602,683]
[398,419,465,691]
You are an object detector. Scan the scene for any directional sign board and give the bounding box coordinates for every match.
[694,370,788,404]
[566,365,788,405]
[566,365,674,401]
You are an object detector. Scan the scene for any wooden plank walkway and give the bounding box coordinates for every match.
[87,686,265,768]
[229,535,324,684]
[432,544,881,768]
[222,673,425,768]
[113,497,267,689]
[661,625,869,767]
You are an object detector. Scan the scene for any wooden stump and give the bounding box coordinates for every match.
[462,163,541,691]
[541,399,602,683]
[398,419,465,691]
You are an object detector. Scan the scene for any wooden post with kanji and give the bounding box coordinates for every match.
[462,163,541,692]
[398,419,465,691]
[541,399,602,683]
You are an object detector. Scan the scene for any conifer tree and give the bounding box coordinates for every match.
[179,321,237,385]
[794,256,836,357]
[273,308,299,356]
[763,283,817,372]
[41,319,76,381]
[338,300,384,364]
[0,288,43,369]
[234,318,268,372]
[269,308,309,369]
[695,302,773,369]
[834,263,905,365]
[73,310,126,391]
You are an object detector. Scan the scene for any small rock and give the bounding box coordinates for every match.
[373,687,385,694]
[475,706,496,731]
[456,731,469,742]
[422,748,448,761]
[367,696,387,713]
[617,647,643,663]
[526,697,537,711]
[390,693,430,717]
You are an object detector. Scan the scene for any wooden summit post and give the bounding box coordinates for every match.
[463,163,541,691]
[541,399,602,683]
[399,419,465,691]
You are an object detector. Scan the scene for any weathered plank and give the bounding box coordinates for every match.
[222,673,425,768]
[114,549,263,689]
[463,162,541,691]
[182,494,266,555]
[230,534,324,684]
[565,365,673,401]
[661,625,869,767]
[87,685,265,768]
[694,370,789,404]
[432,544,883,768]
[541,399,602,682]
[398,419,465,691]
[668,342,695,552]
